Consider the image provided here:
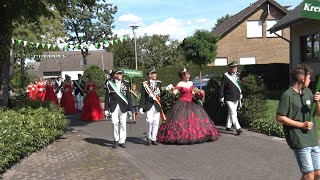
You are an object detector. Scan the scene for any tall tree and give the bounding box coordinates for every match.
[181,30,219,89]
[0,0,92,107]
[213,14,231,28]
[63,0,117,68]
[12,9,67,88]
[112,34,188,69]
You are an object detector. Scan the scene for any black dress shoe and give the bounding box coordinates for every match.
[236,129,242,135]
[112,141,118,149]
[146,139,151,146]
[226,127,232,131]
[152,141,159,145]
[119,143,127,148]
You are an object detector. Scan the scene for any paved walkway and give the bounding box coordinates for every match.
[2,112,301,180]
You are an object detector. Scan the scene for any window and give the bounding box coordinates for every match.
[247,21,263,38]
[267,20,282,37]
[301,33,320,62]
[214,57,227,66]
[240,57,256,65]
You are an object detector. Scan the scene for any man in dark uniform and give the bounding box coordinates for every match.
[220,61,243,135]
[139,67,162,146]
[73,74,85,112]
[105,69,132,148]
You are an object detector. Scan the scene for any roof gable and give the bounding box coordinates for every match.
[212,0,288,38]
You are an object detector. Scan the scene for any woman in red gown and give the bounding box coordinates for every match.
[157,68,220,144]
[31,80,39,100]
[37,78,46,101]
[60,75,76,114]
[80,74,104,121]
[26,81,34,99]
[44,79,58,104]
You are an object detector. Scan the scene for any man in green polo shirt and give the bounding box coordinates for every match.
[276,64,320,180]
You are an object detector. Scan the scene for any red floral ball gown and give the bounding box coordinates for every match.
[31,84,38,100]
[44,83,58,104]
[157,85,220,144]
[80,82,104,121]
[60,82,76,114]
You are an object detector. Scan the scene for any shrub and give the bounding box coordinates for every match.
[238,75,268,127]
[0,98,68,173]
[160,90,179,114]
[83,65,106,100]
[249,117,285,138]
[204,76,228,125]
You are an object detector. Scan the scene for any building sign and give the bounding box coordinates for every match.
[300,0,320,20]
[122,69,143,78]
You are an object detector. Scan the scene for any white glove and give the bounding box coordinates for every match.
[219,98,224,103]
[139,108,144,114]
[104,110,110,116]
[240,94,243,100]
[166,84,174,91]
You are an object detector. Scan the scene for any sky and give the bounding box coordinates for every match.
[110,0,302,41]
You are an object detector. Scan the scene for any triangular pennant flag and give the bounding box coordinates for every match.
[11,39,14,45]
[42,43,45,48]
[86,44,89,49]
[109,40,113,45]
[124,36,129,41]
[47,44,51,49]
[18,40,22,45]
[36,43,40,48]
[30,42,34,48]
[95,43,99,48]
[63,44,68,50]
[119,37,123,43]
[23,41,27,47]
[74,44,79,49]
[104,41,109,47]
[115,39,119,44]
[53,44,57,49]
[80,44,84,49]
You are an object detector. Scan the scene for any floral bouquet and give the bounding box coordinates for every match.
[193,88,205,106]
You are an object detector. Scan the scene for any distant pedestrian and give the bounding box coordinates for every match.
[219,61,243,135]
[276,64,320,180]
[130,83,139,124]
[73,74,85,112]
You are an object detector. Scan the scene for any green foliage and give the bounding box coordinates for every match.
[213,14,231,28]
[10,70,33,90]
[161,91,179,114]
[203,76,228,125]
[112,34,188,69]
[63,0,117,66]
[249,117,285,137]
[0,98,68,173]
[83,65,106,99]
[239,75,268,127]
[182,30,219,66]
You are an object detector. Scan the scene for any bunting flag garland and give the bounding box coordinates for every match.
[10,35,131,51]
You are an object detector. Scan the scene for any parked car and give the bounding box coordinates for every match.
[192,74,221,90]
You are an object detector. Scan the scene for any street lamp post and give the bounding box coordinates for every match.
[130,25,139,70]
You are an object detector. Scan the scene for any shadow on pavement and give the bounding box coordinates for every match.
[83,138,114,148]
[126,137,146,145]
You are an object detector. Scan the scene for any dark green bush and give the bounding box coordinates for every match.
[239,75,268,127]
[249,117,285,138]
[83,65,106,100]
[204,76,228,125]
[0,98,68,173]
[161,91,179,114]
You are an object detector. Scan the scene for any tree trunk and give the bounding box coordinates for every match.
[0,7,13,107]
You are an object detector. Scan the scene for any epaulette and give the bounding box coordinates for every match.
[124,79,129,82]
[143,81,148,83]
[156,80,162,82]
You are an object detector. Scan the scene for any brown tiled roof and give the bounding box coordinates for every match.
[269,4,304,33]
[38,50,113,73]
[212,0,288,38]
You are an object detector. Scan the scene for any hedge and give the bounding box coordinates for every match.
[0,97,68,173]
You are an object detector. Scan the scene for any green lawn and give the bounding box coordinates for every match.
[266,100,320,137]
